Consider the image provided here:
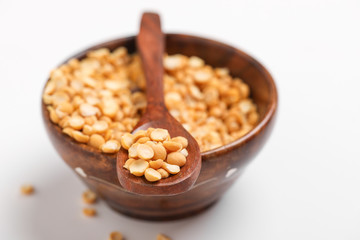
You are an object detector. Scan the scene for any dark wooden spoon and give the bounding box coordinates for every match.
[116,12,201,196]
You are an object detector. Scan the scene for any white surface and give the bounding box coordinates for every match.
[1,0,360,239]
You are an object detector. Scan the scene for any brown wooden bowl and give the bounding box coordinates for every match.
[41,34,278,221]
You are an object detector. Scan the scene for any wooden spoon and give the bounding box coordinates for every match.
[116,12,201,196]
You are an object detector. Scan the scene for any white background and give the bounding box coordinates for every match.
[1,0,359,239]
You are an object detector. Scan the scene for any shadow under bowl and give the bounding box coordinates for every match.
[42,34,278,221]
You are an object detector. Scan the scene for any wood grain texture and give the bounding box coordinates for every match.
[41,34,278,220]
[117,13,201,196]
[136,12,165,106]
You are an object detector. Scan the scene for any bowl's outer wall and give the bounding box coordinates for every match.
[42,34,277,220]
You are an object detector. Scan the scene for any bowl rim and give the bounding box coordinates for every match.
[42,33,278,160]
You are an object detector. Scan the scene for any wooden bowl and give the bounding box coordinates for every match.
[42,34,278,220]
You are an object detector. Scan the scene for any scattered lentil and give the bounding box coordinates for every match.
[83,207,96,217]
[157,233,172,240]
[20,184,34,195]
[82,190,97,204]
[108,231,123,240]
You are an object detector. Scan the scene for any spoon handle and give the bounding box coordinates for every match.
[137,12,165,107]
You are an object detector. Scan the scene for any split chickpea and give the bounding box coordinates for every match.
[166,152,186,167]
[83,207,97,217]
[20,184,34,195]
[157,233,172,240]
[144,168,162,182]
[108,232,123,240]
[43,47,259,153]
[101,140,120,153]
[106,232,170,240]
[122,128,188,182]
[82,190,97,204]
[129,159,149,176]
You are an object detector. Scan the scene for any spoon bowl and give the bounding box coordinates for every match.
[117,109,201,196]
